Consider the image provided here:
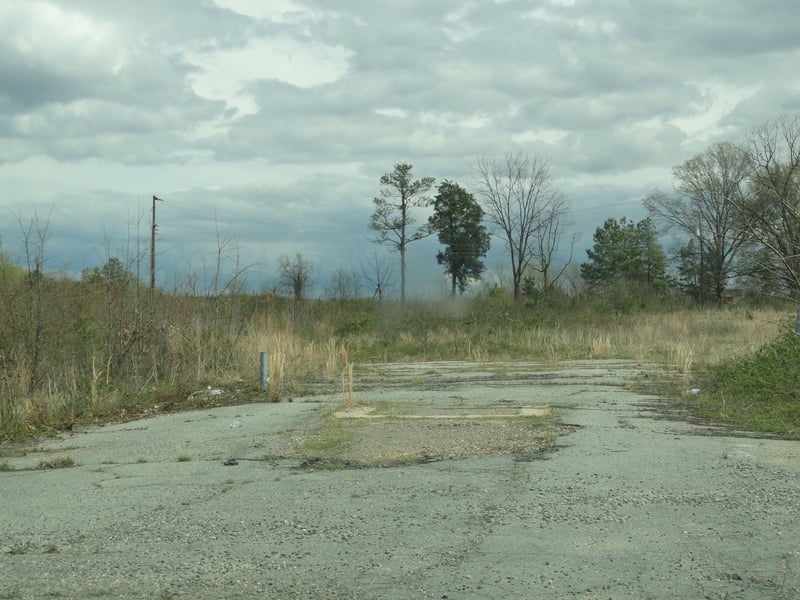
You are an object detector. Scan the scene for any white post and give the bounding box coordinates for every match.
[260,351,269,391]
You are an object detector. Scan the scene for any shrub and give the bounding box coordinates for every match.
[697,324,800,435]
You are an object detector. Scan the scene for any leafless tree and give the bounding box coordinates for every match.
[277,252,314,301]
[325,268,361,301]
[16,207,52,392]
[739,115,800,299]
[533,194,577,295]
[361,250,394,303]
[472,152,567,301]
[644,141,753,304]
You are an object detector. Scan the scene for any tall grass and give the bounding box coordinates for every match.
[0,270,791,440]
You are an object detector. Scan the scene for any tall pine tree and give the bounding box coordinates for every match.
[369,163,435,303]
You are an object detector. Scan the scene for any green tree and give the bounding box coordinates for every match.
[369,163,435,304]
[581,217,668,293]
[82,257,135,286]
[0,247,25,284]
[428,181,490,296]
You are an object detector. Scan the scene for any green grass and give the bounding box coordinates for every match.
[689,327,800,437]
[296,417,361,455]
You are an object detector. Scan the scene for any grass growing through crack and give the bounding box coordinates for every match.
[298,417,362,455]
[36,456,75,469]
[7,543,32,555]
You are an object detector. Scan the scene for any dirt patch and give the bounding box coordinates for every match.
[333,405,551,419]
[288,400,562,468]
[293,416,572,468]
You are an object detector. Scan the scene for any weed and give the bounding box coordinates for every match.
[7,543,32,555]
[176,454,191,462]
[297,417,360,454]
[0,461,13,472]
[588,335,611,358]
[36,456,75,469]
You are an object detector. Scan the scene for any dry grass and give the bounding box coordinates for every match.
[341,362,354,409]
[0,292,790,441]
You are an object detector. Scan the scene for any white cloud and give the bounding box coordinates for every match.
[512,128,569,145]
[670,81,760,144]
[375,107,410,118]
[6,1,115,57]
[213,0,308,21]
[2,1,125,91]
[187,37,352,117]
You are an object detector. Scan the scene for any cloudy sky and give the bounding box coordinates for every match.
[1,0,798,297]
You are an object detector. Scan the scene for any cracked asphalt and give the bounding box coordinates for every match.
[1,360,798,599]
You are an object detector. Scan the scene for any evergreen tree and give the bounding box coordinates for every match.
[581,217,668,292]
[369,163,435,303]
[428,181,491,296]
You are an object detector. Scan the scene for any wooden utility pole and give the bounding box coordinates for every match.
[151,195,163,289]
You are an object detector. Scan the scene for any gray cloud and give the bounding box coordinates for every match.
[1,0,798,295]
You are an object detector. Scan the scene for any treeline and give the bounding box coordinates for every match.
[364,115,800,308]
[580,114,800,307]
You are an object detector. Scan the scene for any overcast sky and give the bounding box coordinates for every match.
[1,0,798,297]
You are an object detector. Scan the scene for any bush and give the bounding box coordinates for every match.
[697,324,800,435]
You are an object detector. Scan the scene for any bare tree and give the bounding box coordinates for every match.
[369,163,435,303]
[644,141,753,304]
[17,208,52,393]
[361,250,394,303]
[472,152,566,301]
[533,194,576,295]
[277,253,314,301]
[325,268,361,301]
[739,115,800,299]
